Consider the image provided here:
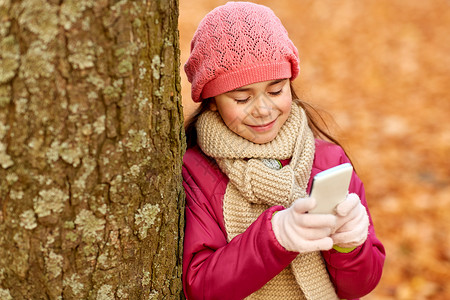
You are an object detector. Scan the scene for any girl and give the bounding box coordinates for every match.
[182,2,385,299]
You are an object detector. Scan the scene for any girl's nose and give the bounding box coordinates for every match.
[251,94,273,118]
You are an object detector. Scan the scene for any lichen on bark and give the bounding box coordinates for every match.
[0,35,19,85]
[0,0,184,298]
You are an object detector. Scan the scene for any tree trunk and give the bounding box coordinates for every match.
[0,0,184,299]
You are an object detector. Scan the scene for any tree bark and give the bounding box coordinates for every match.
[0,0,184,299]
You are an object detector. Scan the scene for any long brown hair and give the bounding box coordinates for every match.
[184,83,351,161]
[185,99,212,149]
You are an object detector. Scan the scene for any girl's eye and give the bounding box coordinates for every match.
[235,97,251,104]
[268,89,283,96]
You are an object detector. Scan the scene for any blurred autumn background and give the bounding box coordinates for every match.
[179,0,450,299]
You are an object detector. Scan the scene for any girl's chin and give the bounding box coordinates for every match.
[230,125,280,144]
[247,132,278,144]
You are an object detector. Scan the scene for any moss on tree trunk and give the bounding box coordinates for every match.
[0,0,184,298]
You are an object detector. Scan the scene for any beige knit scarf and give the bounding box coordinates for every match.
[197,102,339,299]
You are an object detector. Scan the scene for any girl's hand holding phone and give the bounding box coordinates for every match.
[331,193,370,249]
[272,197,337,253]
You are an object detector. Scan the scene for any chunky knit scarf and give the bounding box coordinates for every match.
[197,102,339,299]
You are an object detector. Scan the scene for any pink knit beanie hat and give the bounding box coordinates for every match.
[185,2,300,102]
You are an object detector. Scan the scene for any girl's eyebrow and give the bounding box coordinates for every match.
[267,79,287,86]
[231,79,287,92]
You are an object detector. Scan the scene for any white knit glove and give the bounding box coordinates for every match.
[331,193,369,248]
[271,197,337,253]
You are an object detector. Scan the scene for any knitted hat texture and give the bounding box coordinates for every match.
[185,2,300,102]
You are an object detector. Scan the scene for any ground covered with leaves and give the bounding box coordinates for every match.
[179,1,450,299]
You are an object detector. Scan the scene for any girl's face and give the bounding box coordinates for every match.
[211,79,292,144]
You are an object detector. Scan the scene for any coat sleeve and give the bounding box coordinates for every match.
[182,148,298,300]
[315,141,386,299]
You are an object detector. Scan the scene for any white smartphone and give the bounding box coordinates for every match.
[308,163,353,214]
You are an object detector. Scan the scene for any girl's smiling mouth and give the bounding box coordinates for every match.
[247,119,277,132]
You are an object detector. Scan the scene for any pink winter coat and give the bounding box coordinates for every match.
[182,139,385,300]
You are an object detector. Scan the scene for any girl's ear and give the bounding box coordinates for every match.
[209,99,218,111]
